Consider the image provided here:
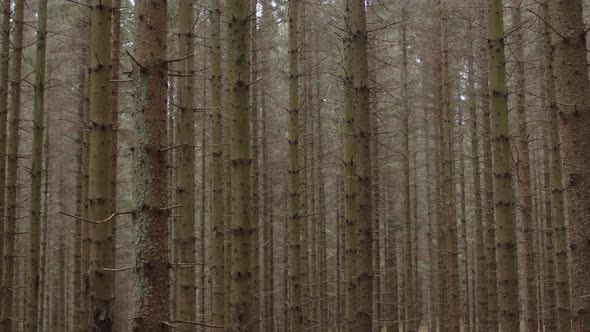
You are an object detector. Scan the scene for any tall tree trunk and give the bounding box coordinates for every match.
[540,3,562,331]
[440,2,460,330]
[110,1,121,328]
[88,1,115,329]
[131,1,170,329]
[487,0,519,330]
[26,0,48,328]
[546,0,590,329]
[227,0,253,329]
[343,1,357,330]
[1,0,24,329]
[401,3,415,330]
[511,2,537,330]
[210,0,225,327]
[351,0,373,327]
[468,26,488,330]
[0,0,10,291]
[175,0,197,324]
[288,0,303,330]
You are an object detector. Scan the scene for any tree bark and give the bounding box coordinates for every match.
[26,0,48,328]
[487,0,519,329]
[131,1,170,330]
[547,0,590,329]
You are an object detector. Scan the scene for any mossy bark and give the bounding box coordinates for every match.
[131,1,170,330]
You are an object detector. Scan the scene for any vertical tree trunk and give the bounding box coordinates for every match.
[440,2,460,330]
[468,26,488,330]
[343,1,357,330]
[210,0,225,327]
[131,1,170,329]
[110,1,121,328]
[487,0,519,329]
[175,0,197,324]
[288,1,303,330]
[511,2,537,330]
[250,2,260,329]
[540,3,560,332]
[1,0,23,328]
[227,0,253,329]
[351,0,373,327]
[547,0,590,329]
[0,0,10,289]
[401,3,415,329]
[26,0,48,328]
[88,1,115,329]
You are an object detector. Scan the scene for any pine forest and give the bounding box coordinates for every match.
[0,0,589,331]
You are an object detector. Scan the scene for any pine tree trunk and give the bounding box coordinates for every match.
[131,1,170,329]
[547,0,590,329]
[343,1,357,330]
[1,0,23,328]
[351,1,373,328]
[210,0,225,327]
[288,0,303,330]
[110,1,120,328]
[0,0,10,291]
[468,28,488,330]
[25,0,48,328]
[227,0,254,329]
[487,0,519,329]
[87,1,115,329]
[174,0,197,325]
[540,3,558,331]
[511,3,538,330]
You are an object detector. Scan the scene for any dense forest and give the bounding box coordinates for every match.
[0,0,589,331]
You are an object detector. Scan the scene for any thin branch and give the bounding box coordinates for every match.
[59,211,132,224]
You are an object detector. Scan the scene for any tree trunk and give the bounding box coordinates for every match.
[0,0,10,292]
[487,0,519,329]
[210,0,225,327]
[175,0,197,325]
[288,0,303,330]
[343,1,357,330]
[26,0,48,328]
[227,0,253,329]
[547,0,590,329]
[1,0,23,329]
[131,1,170,329]
[351,0,373,328]
[511,2,537,330]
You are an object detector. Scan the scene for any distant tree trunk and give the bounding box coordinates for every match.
[39,94,51,332]
[74,64,86,332]
[1,0,24,329]
[130,0,170,329]
[175,0,197,324]
[440,2,460,330]
[401,3,415,330]
[210,0,225,327]
[424,96,436,332]
[467,25,488,330]
[547,0,590,329]
[511,2,537,330]
[227,0,253,329]
[351,0,373,327]
[199,82,207,330]
[0,0,10,290]
[288,0,303,330]
[26,0,48,328]
[540,3,560,332]
[487,0,519,330]
[250,1,261,329]
[386,178,399,332]
[343,1,358,330]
